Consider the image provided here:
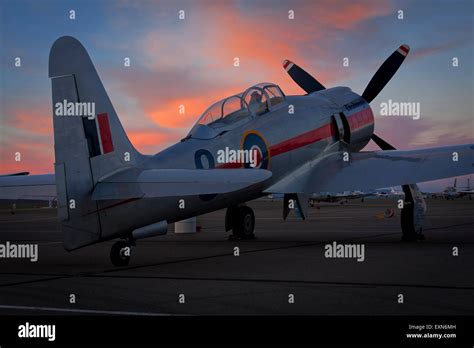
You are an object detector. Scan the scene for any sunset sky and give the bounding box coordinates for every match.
[0,0,472,191]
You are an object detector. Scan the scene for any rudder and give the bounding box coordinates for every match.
[49,36,144,250]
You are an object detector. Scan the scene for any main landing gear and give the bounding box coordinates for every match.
[226,205,256,240]
[400,185,426,242]
[110,240,133,267]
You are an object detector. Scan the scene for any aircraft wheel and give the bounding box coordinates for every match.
[400,206,425,242]
[110,240,131,267]
[233,206,255,239]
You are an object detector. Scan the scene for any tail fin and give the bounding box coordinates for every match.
[49,36,144,250]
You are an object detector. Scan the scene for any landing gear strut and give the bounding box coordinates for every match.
[110,240,132,266]
[401,185,426,242]
[226,205,255,240]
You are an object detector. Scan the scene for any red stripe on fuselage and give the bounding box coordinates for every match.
[217,162,243,169]
[269,123,335,156]
[97,113,114,154]
[215,106,373,168]
[269,106,372,157]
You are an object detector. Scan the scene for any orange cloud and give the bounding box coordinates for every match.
[11,110,52,135]
[410,39,470,61]
[129,0,393,131]
[308,1,393,31]
[1,0,395,175]
[1,105,54,174]
[0,142,53,175]
[128,129,182,153]
[146,96,212,129]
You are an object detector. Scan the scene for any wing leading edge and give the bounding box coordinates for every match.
[266,144,474,194]
[0,169,272,201]
[0,174,56,200]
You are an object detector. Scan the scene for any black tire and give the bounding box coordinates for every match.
[400,204,424,241]
[400,203,415,242]
[110,241,131,267]
[233,206,255,239]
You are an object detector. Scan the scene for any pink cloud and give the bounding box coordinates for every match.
[1,0,397,174]
[112,0,393,133]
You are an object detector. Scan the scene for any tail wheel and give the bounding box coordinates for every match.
[110,240,131,267]
[233,206,255,239]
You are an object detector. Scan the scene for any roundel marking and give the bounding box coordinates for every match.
[241,130,270,169]
[194,149,215,169]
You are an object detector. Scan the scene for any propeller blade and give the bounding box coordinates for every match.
[371,133,396,150]
[362,44,410,103]
[282,59,325,93]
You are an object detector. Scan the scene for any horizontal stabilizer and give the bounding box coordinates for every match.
[266,144,474,194]
[92,169,272,200]
[0,174,56,200]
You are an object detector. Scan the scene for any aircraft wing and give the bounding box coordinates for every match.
[0,174,56,200]
[92,168,272,200]
[266,144,474,194]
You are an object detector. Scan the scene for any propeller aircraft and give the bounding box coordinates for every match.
[1,37,472,265]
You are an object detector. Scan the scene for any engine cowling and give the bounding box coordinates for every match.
[332,98,374,152]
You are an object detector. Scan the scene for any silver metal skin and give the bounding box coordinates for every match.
[47,36,374,250]
[1,36,473,253]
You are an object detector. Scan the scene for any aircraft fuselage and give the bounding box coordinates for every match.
[96,87,374,240]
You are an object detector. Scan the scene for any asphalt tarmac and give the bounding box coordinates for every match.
[0,198,472,315]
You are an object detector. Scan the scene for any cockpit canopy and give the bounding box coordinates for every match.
[189,83,285,138]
